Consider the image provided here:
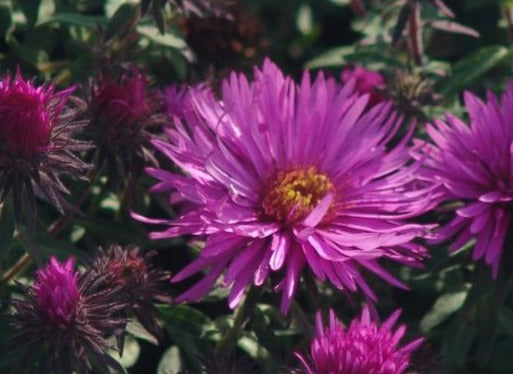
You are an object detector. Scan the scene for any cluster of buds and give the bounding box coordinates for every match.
[7,246,170,374]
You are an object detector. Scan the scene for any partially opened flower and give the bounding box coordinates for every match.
[8,257,127,374]
[414,82,513,277]
[91,245,171,340]
[86,65,167,184]
[0,72,90,223]
[296,307,423,374]
[135,59,433,313]
[341,65,385,107]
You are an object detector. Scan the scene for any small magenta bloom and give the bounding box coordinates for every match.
[296,307,423,374]
[8,256,127,373]
[341,65,385,106]
[414,82,513,276]
[0,73,55,157]
[0,72,89,222]
[136,59,433,313]
[93,67,148,129]
[87,66,166,184]
[33,257,80,325]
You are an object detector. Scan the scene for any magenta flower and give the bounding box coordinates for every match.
[296,307,423,374]
[341,65,385,106]
[93,67,148,129]
[86,66,166,185]
[33,257,80,325]
[0,73,54,157]
[0,72,90,222]
[135,59,432,313]
[414,83,513,276]
[8,256,127,373]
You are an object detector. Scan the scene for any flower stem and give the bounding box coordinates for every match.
[1,252,32,283]
[215,286,263,356]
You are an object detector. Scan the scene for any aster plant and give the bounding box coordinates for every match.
[414,82,513,277]
[0,72,90,224]
[7,257,127,374]
[295,307,423,374]
[135,59,434,313]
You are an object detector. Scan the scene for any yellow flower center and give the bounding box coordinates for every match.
[262,167,335,223]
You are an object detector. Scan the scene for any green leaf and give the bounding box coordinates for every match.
[420,289,469,333]
[442,317,476,370]
[126,320,159,346]
[305,46,354,69]
[110,336,140,369]
[17,0,41,25]
[5,33,48,66]
[157,346,182,374]
[0,5,12,37]
[137,25,187,49]
[0,198,15,259]
[105,3,139,41]
[441,46,510,96]
[40,12,108,28]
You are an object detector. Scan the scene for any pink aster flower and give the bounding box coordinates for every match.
[33,256,80,325]
[0,72,90,222]
[296,307,423,374]
[135,59,433,313]
[414,82,513,277]
[341,65,385,107]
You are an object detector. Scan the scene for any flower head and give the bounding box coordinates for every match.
[414,82,513,276]
[296,307,423,374]
[341,65,385,107]
[33,257,80,325]
[0,74,53,157]
[93,67,148,128]
[8,257,127,374]
[86,66,166,185]
[91,245,171,340]
[135,59,432,313]
[0,72,90,222]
